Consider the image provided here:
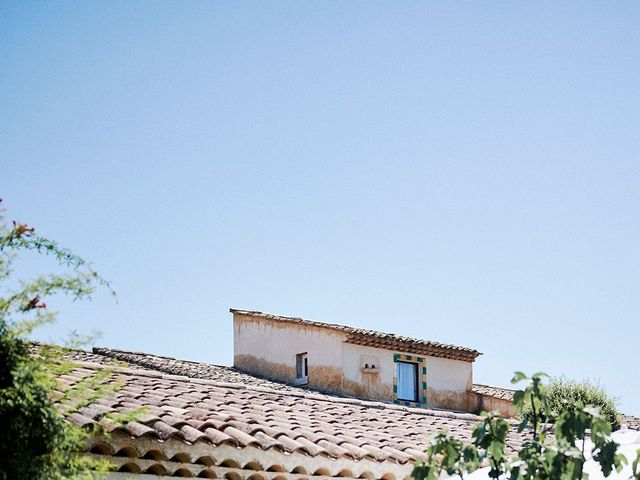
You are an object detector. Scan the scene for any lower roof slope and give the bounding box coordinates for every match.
[56,347,639,478]
[62,355,531,466]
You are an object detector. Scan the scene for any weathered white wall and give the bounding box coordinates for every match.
[233,312,346,392]
[473,394,516,417]
[234,312,476,411]
[426,356,472,392]
[341,342,474,410]
[424,356,474,411]
[341,344,395,401]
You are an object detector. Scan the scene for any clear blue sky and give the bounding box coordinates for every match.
[1,2,639,415]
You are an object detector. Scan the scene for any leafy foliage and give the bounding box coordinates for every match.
[521,376,621,430]
[0,200,116,480]
[413,372,639,480]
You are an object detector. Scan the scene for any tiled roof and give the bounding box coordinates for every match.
[231,309,482,362]
[92,347,305,393]
[89,348,640,430]
[59,357,531,479]
[53,347,640,478]
[622,415,640,431]
[471,384,516,401]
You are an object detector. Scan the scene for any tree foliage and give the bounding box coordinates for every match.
[413,372,640,480]
[0,200,116,480]
[522,376,621,431]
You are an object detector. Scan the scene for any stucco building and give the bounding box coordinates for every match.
[232,309,511,415]
[47,307,592,478]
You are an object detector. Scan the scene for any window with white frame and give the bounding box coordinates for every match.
[396,361,418,402]
[295,352,308,385]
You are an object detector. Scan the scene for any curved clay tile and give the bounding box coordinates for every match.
[88,442,114,456]
[335,442,370,459]
[66,412,95,428]
[380,446,413,464]
[243,461,264,471]
[359,444,389,462]
[114,445,139,458]
[252,431,285,451]
[202,427,237,446]
[152,420,182,439]
[125,421,157,438]
[196,469,217,478]
[117,462,142,473]
[171,452,193,464]
[223,426,262,447]
[198,418,231,431]
[195,455,216,466]
[141,449,167,461]
[316,439,354,459]
[180,424,208,443]
[272,435,309,454]
[173,467,195,477]
[337,469,355,477]
[160,414,190,428]
[290,436,327,457]
[144,463,168,476]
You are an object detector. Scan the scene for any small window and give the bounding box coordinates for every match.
[396,361,418,402]
[295,353,308,385]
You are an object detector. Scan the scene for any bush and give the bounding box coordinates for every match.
[412,372,636,480]
[0,200,115,479]
[521,376,621,430]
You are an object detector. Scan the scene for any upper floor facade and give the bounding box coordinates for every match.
[232,309,485,412]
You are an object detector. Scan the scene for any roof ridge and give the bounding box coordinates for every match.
[92,347,228,368]
[472,383,516,392]
[71,358,493,424]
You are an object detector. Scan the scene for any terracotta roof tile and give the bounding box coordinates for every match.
[253,431,285,451]
[53,345,640,474]
[317,439,354,459]
[125,421,157,437]
[179,424,208,443]
[471,384,516,401]
[336,441,371,459]
[622,415,640,430]
[202,427,234,445]
[66,412,95,428]
[294,436,329,456]
[151,420,181,440]
[360,444,389,461]
[223,426,262,447]
[273,434,309,454]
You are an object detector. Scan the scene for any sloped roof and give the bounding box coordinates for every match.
[622,415,640,431]
[55,348,526,479]
[65,360,533,460]
[62,355,524,476]
[56,347,639,478]
[231,309,482,362]
[470,384,516,401]
[92,347,302,393]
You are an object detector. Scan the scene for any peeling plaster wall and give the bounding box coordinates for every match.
[341,344,395,401]
[341,343,474,410]
[233,313,345,392]
[233,312,475,412]
[472,394,516,417]
[425,356,473,411]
